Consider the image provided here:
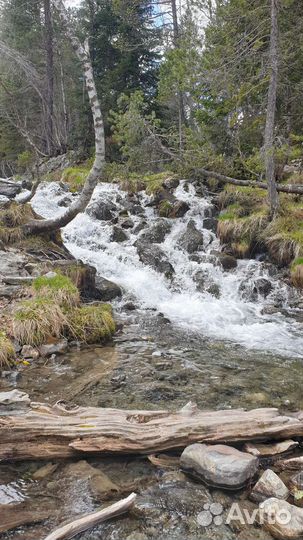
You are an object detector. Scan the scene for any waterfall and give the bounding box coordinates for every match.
[31,180,303,358]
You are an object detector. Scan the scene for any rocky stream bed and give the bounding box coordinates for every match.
[0,177,303,539]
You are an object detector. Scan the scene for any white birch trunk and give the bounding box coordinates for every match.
[23,0,105,235]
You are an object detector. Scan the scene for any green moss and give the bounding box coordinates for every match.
[33,274,79,307]
[0,332,16,368]
[159,199,173,217]
[120,171,177,195]
[67,304,116,344]
[13,298,66,346]
[62,162,92,192]
[218,184,303,266]
[291,257,303,269]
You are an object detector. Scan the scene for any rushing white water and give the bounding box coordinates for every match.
[32,180,303,358]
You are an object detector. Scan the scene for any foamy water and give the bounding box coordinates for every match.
[32,180,303,357]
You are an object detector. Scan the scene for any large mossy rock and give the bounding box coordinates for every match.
[181,443,258,490]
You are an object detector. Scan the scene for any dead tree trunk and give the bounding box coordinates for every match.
[1,392,303,461]
[195,167,303,195]
[22,0,105,236]
[264,0,279,217]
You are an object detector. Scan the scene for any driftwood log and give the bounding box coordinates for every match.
[0,391,303,461]
[44,493,137,540]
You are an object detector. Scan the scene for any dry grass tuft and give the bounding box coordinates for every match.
[0,332,16,368]
[13,298,66,346]
[33,274,80,307]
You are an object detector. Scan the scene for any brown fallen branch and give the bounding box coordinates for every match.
[195,168,303,195]
[0,392,303,461]
[44,492,137,540]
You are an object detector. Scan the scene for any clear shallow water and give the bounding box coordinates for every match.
[32,180,303,358]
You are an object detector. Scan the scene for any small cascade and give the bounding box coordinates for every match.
[32,180,303,358]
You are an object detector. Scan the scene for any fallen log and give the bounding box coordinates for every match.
[44,492,137,540]
[0,391,303,461]
[195,168,303,195]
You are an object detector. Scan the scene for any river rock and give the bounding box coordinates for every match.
[0,195,10,208]
[121,218,134,229]
[21,345,39,360]
[178,220,204,253]
[32,463,58,480]
[203,217,218,233]
[261,498,303,539]
[170,200,190,218]
[180,443,258,490]
[95,276,122,301]
[139,220,172,244]
[39,339,68,357]
[0,390,30,413]
[136,242,174,278]
[0,250,28,276]
[244,440,299,458]
[0,179,21,198]
[64,460,120,499]
[111,226,128,243]
[250,470,289,502]
[86,200,116,221]
[211,250,237,270]
[253,277,273,297]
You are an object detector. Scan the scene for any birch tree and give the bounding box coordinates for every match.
[23,0,105,235]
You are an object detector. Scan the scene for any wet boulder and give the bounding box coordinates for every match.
[178,220,204,253]
[121,218,134,229]
[39,339,68,357]
[180,443,258,490]
[253,277,273,298]
[203,217,218,233]
[261,498,303,539]
[111,226,128,243]
[250,470,289,503]
[170,200,190,218]
[139,220,172,244]
[0,179,21,198]
[136,242,174,279]
[193,269,208,292]
[211,250,237,270]
[94,276,122,301]
[86,200,116,221]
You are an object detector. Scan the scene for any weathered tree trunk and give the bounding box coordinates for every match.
[195,167,303,195]
[44,0,55,156]
[23,0,105,236]
[1,392,303,461]
[264,0,279,217]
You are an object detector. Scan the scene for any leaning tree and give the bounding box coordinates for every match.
[21,0,105,236]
